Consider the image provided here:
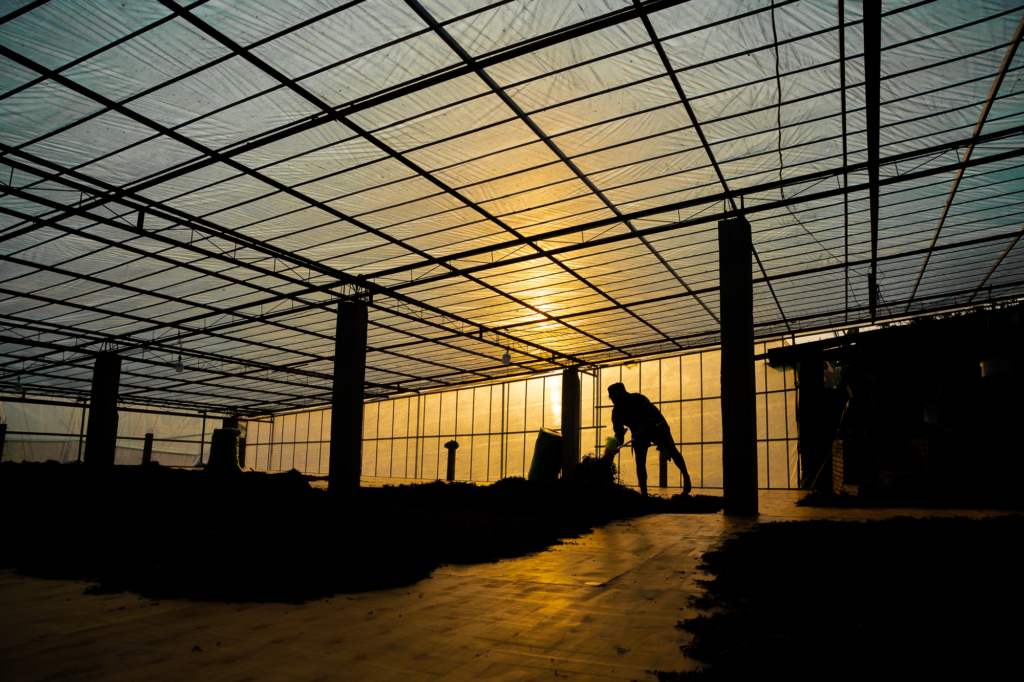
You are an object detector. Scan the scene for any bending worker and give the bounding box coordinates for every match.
[603,382,692,496]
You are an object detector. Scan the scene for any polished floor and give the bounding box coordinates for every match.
[0,489,1009,681]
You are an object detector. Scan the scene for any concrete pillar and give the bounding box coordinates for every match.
[0,422,7,462]
[718,217,758,514]
[84,352,120,466]
[238,437,247,469]
[142,432,154,465]
[798,350,827,488]
[198,412,206,466]
[445,440,459,481]
[329,300,368,490]
[560,367,581,480]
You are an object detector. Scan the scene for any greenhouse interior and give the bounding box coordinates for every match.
[1,0,1023,679]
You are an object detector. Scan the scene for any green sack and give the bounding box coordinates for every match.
[527,428,562,480]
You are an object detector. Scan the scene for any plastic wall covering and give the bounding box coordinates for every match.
[249,340,800,489]
[4,341,796,489]
[0,399,261,467]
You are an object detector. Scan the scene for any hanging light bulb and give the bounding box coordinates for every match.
[175,355,184,373]
[501,349,511,365]
[15,376,24,392]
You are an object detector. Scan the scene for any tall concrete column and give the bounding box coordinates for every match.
[142,432,154,465]
[560,366,581,480]
[84,352,121,466]
[798,349,827,488]
[718,217,758,514]
[329,300,368,490]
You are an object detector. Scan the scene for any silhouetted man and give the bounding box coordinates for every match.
[604,382,692,496]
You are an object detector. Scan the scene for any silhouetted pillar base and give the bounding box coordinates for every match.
[84,352,121,466]
[560,367,581,480]
[329,300,368,491]
[719,217,758,515]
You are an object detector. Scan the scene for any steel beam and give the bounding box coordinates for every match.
[633,0,793,332]
[98,0,695,197]
[484,228,1024,337]
[865,0,881,322]
[11,120,1015,398]
[0,147,580,373]
[153,0,629,362]
[404,0,690,350]
[839,0,850,321]
[903,11,1024,313]
[383,142,1024,291]
[965,225,1024,303]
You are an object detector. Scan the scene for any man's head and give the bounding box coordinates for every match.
[607,382,628,405]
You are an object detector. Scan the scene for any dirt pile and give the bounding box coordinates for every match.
[657,515,1024,680]
[574,454,617,486]
[0,461,720,603]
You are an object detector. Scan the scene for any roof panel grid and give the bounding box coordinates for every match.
[2,0,1023,413]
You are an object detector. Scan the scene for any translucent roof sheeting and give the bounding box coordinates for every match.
[1,0,1023,415]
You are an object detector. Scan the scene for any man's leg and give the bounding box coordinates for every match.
[633,441,650,496]
[654,425,692,494]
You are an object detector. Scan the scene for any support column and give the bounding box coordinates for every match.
[142,432,154,465]
[560,367,581,480]
[84,352,120,466]
[719,217,758,514]
[865,0,881,321]
[329,300,368,490]
[798,350,827,488]
[0,421,7,462]
[76,401,86,462]
[198,412,206,466]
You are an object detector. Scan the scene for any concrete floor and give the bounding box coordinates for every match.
[0,489,1011,681]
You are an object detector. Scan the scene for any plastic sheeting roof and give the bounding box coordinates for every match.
[1,0,1023,415]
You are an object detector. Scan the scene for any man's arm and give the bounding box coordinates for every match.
[604,407,628,458]
[611,405,628,444]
